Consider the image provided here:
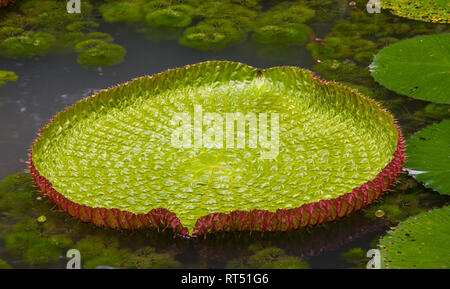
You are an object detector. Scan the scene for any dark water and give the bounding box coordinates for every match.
[0,4,448,269]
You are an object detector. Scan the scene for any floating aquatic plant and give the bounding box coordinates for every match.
[0,32,55,58]
[382,0,450,24]
[59,32,115,51]
[99,1,143,23]
[30,61,404,236]
[307,6,447,66]
[18,0,93,32]
[405,120,450,195]
[227,246,309,269]
[177,1,257,50]
[179,21,245,50]
[413,103,450,121]
[252,23,311,46]
[75,40,126,67]
[0,174,35,217]
[145,6,193,28]
[341,248,366,269]
[0,70,18,86]
[83,32,114,43]
[0,0,124,68]
[252,2,314,47]
[378,206,450,269]
[255,2,315,26]
[312,59,370,84]
[73,236,180,269]
[307,34,378,64]
[353,51,376,65]
[370,33,450,104]
[121,247,181,269]
[196,1,258,21]
[307,37,352,60]
[73,235,129,268]
[5,218,73,265]
[0,258,11,269]
[0,27,24,41]
[66,21,100,33]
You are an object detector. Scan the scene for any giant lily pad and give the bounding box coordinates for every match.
[406,120,450,195]
[370,34,450,104]
[30,61,404,236]
[382,0,450,24]
[379,206,450,269]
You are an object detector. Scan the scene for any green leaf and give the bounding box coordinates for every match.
[32,61,400,234]
[379,206,450,269]
[406,120,450,195]
[382,0,450,23]
[370,33,450,104]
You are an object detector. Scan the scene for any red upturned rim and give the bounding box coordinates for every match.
[29,63,406,237]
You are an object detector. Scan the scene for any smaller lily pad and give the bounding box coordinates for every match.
[370,34,450,104]
[379,206,450,269]
[406,120,450,195]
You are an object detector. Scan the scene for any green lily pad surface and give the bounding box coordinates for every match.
[32,61,399,234]
[406,120,450,195]
[370,33,450,104]
[379,206,450,269]
[382,0,450,23]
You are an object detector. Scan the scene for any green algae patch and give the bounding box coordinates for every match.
[75,40,126,67]
[179,22,244,51]
[0,32,55,58]
[0,258,11,269]
[0,70,18,87]
[379,206,450,269]
[0,0,123,68]
[4,216,74,265]
[99,2,144,23]
[0,174,35,217]
[341,248,367,269]
[31,61,403,236]
[227,246,309,269]
[145,7,193,28]
[253,24,311,46]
